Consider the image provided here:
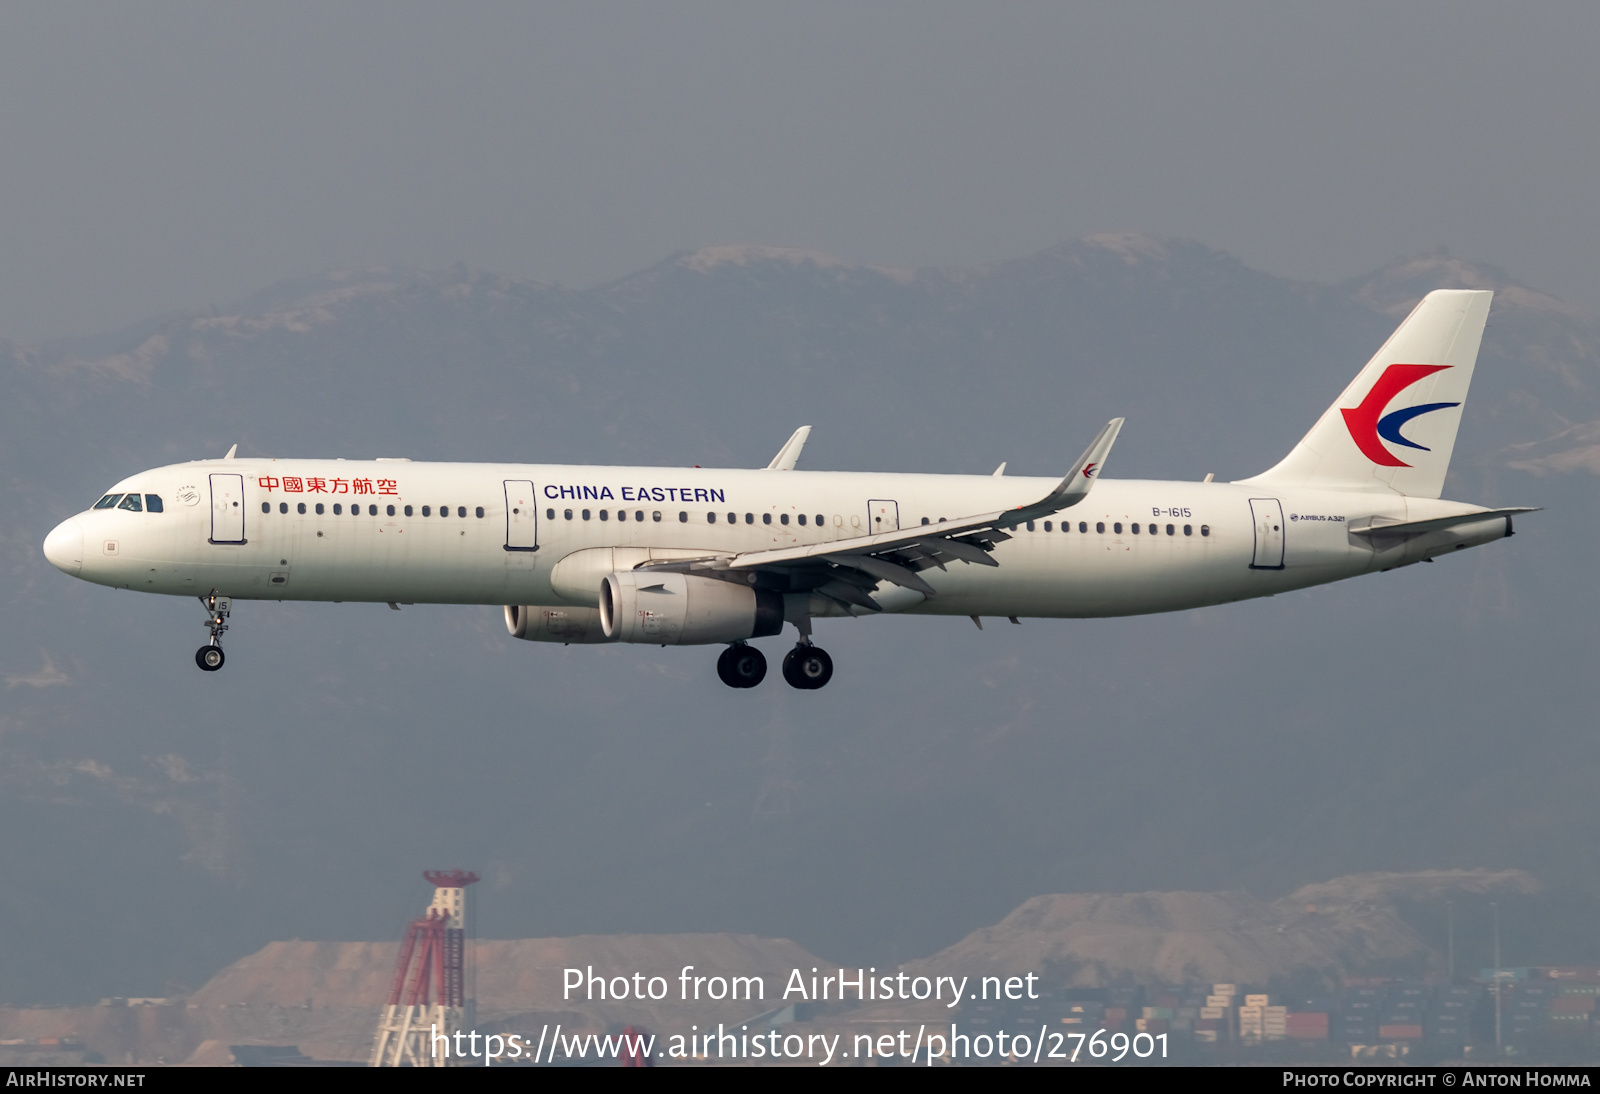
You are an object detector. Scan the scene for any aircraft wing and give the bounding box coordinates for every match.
[642,419,1124,606]
[763,426,811,471]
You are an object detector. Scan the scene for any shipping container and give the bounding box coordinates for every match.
[1194,1030,1219,1043]
[1206,995,1232,1008]
[1213,984,1237,996]
[1245,994,1270,1007]
[1200,1006,1224,1020]
[1550,996,1596,1015]
[1378,1024,1424,1040]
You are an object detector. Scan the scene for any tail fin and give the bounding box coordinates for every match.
[1239,289,1492,498]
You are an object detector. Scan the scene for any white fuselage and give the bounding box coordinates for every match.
[46,458,1511,622]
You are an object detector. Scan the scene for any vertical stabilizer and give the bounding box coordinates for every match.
[1239,289,1492,498]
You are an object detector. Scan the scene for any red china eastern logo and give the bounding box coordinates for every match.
[1340,364,1459,468]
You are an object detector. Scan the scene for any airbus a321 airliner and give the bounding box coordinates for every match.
[42,290,1532,690]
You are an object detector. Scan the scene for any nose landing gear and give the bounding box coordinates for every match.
[781,643,833,690]
[195,594,231,672]
[716,644,767,688]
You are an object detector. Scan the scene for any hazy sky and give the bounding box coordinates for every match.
[1,2,1596,342]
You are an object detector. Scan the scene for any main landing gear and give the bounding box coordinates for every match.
[716,644,767,688]
[715,641,834,690]
[782,643,833,690]
[195,594,231,672]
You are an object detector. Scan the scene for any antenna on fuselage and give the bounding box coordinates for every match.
[223,444,238,460]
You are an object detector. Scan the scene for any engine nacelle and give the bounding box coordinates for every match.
[504,604,612,643]
[599,571,784,645]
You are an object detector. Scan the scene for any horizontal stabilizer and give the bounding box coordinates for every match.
[1348,507,1538,541]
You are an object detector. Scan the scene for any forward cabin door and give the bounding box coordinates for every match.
[1248,497,1286,570]
[208,473,246,544]
[503,480,539,551]
[867,499,900,535]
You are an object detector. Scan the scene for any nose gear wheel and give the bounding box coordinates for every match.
[195,593,231,672]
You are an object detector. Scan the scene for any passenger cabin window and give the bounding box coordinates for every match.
[729,513,738,524]
[475,507,484,518]
[145,495,164,513]
[636,511,645,521]
[678,511,688,522]
[815,515,823,526]
[1131,523,1139,534]
[316,503,325,515]
[1201,525,1210,537]
[1184,525,1192,536]
[1114,522,1123,534]
[746,513,754,524]
[404,505,413,516]
[797,514,806,526]
[921,517,930,525]
[1079,522,1088,533]
[298,502,308,514]
[601,510,610,521]
[707,512,716,523]
[458,506,467,518]
[616,510,626,521]
[582,509,591,520]
[564,509,573,520]
[1026,520,1035,531]
[368,504,378,516]
[545,508,553,519]
[261,502,270,513]
[280,502,288,514]
[1166,524,1175,536]
[763,513,772,525]
[94,494,122,509]
[1096,522,1105,534]
[333,503,343,515]
[386,505,396,516]
[119,494,143,512]
[780,514,789,525]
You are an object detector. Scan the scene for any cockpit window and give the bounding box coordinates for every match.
[144,494,164,513]
[117,494,144,512]
[94,494,122,509]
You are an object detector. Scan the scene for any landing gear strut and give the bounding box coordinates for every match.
[195,594,231,672]
[781,643,833,690]
[717,644,767,688]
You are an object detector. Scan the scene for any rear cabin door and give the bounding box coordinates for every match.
[867,499,900,535]
[1248,497,1286,570]
[208,473,246,544]
[503,480,539,550]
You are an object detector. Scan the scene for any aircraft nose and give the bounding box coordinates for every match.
[43,517,84,575]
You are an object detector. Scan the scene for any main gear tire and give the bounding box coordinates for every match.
[781,645,833,690]
[717,645,767,688]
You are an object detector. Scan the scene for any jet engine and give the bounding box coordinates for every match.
[599,571,784,645]
[503,604,611,643]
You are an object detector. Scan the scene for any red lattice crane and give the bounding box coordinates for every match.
[369,870,479,1067]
